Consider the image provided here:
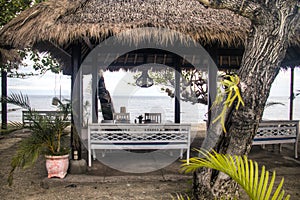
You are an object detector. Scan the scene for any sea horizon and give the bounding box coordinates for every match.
[2,94,299,123]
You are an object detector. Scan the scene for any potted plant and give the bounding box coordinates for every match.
[3,93,71,185]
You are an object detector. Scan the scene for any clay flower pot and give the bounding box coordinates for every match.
[45,154,69,179]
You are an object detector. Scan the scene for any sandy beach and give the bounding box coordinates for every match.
[0,129,299,200]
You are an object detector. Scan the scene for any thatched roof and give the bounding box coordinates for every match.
[0,0,252,49]
[0,0,299,67]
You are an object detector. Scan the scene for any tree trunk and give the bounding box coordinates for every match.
[98,74,115,120]
[194,1,298,199]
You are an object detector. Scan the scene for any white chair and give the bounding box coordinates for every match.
[144,113,161,123]
[113,113,130,123]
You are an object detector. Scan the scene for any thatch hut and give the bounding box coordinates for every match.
[0,0,299,158]
[0,0,245,67]
[1,0,299,68]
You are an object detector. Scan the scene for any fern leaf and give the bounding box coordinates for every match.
[256,166,265,199]
[271,177,283,200]
[265,171,276,200]
[249,159,254,193]
[252,162,259,198]
[181,150,290,200]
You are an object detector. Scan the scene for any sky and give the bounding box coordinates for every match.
[4,66,300,98]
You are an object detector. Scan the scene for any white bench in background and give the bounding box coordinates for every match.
[253,120,299,158]
[22,110,70,127]
[88,123,191,167]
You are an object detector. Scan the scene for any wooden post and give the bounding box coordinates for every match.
[1,70,7,130]
[289,66,294,120]
[92,67,98,123]
[174,62,181,123]
[71,42,82,160]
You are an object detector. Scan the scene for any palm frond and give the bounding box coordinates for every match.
[2,92,31,110]
[181,150,290,200]
[171,193,191,200]
[8,136,44,186]
[0,121,24,134]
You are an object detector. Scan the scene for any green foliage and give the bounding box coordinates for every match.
[0,121,24,135]
[0,0,34,26]
[3,49,61,78]
[134,68,208,105]
[0,0,59,78]
[52,97,71,119]
[181,150,290,200]
[0,0,44,26]
[2,93,70,186]
[212,74,245,133]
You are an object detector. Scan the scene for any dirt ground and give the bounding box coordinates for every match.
[0,130,299,200]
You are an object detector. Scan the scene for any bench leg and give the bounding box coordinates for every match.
[295,142,298,159]
[88,149,91,167]
[279,144,282,153]
[93,149,97,160]
[180,149,183,159]
[186,148,190,165]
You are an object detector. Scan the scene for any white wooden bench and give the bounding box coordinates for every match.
[87,123,191,167]
[253,120,299,158]
[22,110,70,127]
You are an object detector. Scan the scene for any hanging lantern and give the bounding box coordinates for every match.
[136,69,154,88]
[52,97,59,106]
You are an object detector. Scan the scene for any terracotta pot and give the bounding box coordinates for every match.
[45,154,69,179]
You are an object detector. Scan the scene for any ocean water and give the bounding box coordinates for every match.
[2,94,300,123]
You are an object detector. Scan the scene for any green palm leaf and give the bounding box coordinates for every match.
[181,149,290,200]
[2,92,31,110]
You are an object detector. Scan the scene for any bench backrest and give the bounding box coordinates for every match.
[22,110,71,127]
[256,120,299,139]
[88,123,191,144]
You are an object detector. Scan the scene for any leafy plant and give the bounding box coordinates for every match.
[51,97,71,120]
[2,93,71,185]
[181,149,290,200]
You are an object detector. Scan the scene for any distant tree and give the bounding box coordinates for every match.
[134,69,209,105]
[0,0,43,26]
[191,0,299,199]
[0,0,60,77]
[0,0,59,130]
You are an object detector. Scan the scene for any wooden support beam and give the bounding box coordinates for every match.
[71,42,82,160]
[1,70,7,130]
[174,60,181,123]
[289,66,294,120]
